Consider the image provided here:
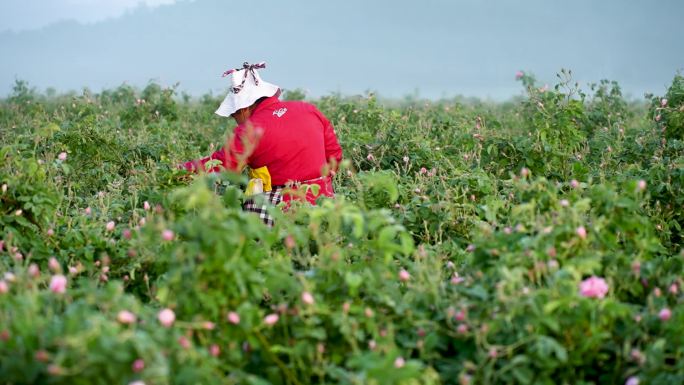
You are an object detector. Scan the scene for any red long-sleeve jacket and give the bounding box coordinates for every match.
[184,96,343,187]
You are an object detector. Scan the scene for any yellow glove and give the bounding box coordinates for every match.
[245,166,272,196]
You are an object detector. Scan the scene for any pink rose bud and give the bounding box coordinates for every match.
[84,207,92,215]
[394,357,405,368]
[28,263,40,278]
[132,359,145,373]
[635,180,647,192]
[560,199,569,207]
[451,273,465,284]
[47,228,54,236]
[570,179,580,189]
[520,167,530,177]
[139,218,146,226]
[106,221,116,232]
[122,229,132,240]
[301,291,315,305]
[576,226,587,239]
[202,321,215,330]
[161,230,174,241]
[364,307,374,318]
[117,310,137,324]
[547,246,557,258]
[488,348,498,358]
[455,309,466,321]
[0,280,8,294]
[209,344,220,357]
[659,307,672,321]
[419,167,427,175]
[446,261,455,269]
[35,350,49,362]
[48,257,60,273]
[547,259,559,270]
[398,269,410,282]
[58,152,67,161]
[457,324,468,334]
[143,201,151,210]
[368,340,376,350]
[264,313,279,326]
[579,276,609,298]
[661,98,668,107]
[158,308,176,327]
[366,153,374,161]
[654,287,662,297]
[669,283,678,295]
[178,336,191,349]
[49,274,67,294]
[515,70,524,79]
[227,311,240,325]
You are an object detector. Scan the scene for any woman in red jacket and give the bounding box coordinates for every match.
[183,62,343,210]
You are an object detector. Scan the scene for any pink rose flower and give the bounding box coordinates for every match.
[576,226,587,239]
[143,201,151,210]
[659,307,672,321]
[161,230,174,241]
[264,313,279,326]
[158,308,175,327]
[227,311,240,325]
[132,359,145,373]
[515,71,524,80]
[394,357,405,368]
[398,269,410,282]
[48,257,61,273]
[49,275,67,294]
[661,98,668,107]
[57,152,67,161]
[117,310,137,324]
[579,276,608,299]
[457,324,468,334]
[209,344,220,357]
[106,221,116,232]
[570,179,580,189]
[28,263,40,278]
[301,291,315,305]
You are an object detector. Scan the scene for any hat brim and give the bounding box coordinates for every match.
[215,81,280,117]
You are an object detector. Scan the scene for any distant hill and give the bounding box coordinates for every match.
[1,0,682,99]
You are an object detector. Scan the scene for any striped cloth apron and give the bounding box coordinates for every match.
[241,176,334,226]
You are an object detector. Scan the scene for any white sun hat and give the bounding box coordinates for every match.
[215,62,280,117]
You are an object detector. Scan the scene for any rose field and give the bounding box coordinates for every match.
[1,71,684,385]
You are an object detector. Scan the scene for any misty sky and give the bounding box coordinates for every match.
[1,0,682,100]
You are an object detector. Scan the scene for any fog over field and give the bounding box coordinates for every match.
[1,0,682,99]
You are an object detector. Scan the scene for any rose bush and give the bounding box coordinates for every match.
[1,72,683,384]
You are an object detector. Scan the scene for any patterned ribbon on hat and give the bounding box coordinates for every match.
[221,62,266,94]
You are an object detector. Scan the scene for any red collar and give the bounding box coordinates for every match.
[253,95,280,113]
